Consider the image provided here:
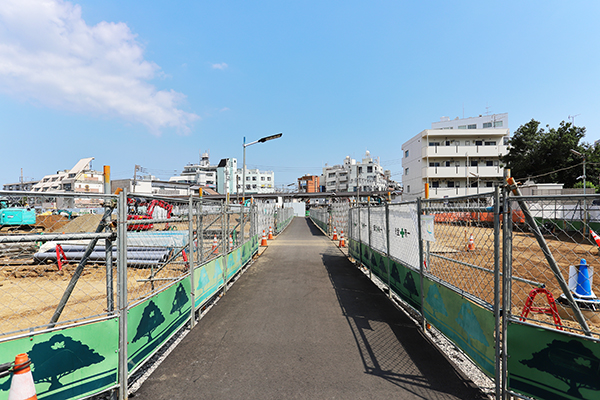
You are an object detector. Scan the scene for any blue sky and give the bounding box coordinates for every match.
[1,1,599,188]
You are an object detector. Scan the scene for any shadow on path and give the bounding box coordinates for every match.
[321,250,487,399]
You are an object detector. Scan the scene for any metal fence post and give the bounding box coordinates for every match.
[188,195,195,329]
[493,186,501,400]
[222,202,228,293]
[117,189,128,400]
[105,200,114,314]
[385,203,391,299]
[357,205,362,268]
[501,170,512,400]
[367,200,372,279]
[417,197,426,332]
[198,198,204,264]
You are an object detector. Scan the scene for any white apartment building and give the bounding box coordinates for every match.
[216,158,275,195]
[170,152,217,189]
[322,151,390,193]
[402,114,510,199]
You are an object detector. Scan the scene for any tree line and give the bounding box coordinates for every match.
[501,119,600,191]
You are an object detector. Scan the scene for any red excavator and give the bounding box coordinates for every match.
[127,197,173,231]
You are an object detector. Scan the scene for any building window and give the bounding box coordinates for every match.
[465,141,470,146]
[405,168,409,176]
[429,162,440,167]
[252,184,257,189]
[445,141,451,146]
[470,181,478,188]
[407,185,410,193]
[468,124,477,129]
[429,142,440,146]
[458,125,466,129]
[404,150,409,158]
[486,182,494,188]
[261,176,265,181]
[267,177,271,181]
[445,161,451,167]
[475,140,483,146]
[447,181,455,188]
[252,177,257,181]
[246,177,250,181]
[486,160,494,166]
[367,166,373,173]
[431,181,439,188]
[485,141,496,146]
[483,122,492,128]
[455,161,460,167]
[494,121,503,127]
[471,160,478,167]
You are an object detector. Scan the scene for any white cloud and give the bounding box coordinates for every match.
[211,63,228,70]
[219,107,230,112]
[0,0,199,134]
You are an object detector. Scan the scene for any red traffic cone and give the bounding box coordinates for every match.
[211,235,219,255]
[8,353,37,400]
[467,234,475,251]
[268,226,274,240]
[332,227,338,241]
[261,230,268,247]
[338,230,345,248]
[591,229,600,249]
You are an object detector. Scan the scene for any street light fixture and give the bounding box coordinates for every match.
[241,133,283,240]
[571,148,587,236]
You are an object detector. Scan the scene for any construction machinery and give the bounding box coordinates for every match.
[0,198,36,230]
[127,197,173,231]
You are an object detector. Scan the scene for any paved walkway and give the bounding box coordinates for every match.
[133,218,486,399]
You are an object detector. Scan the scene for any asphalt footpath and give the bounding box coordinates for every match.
[133,217,487,400]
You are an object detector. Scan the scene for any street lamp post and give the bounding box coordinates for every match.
[571,149,587,236]
[241,133,283,240]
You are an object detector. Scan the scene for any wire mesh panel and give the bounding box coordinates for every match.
[331,201,350,238]
[508,194,600,338]
[422,193,498,307]
[0,191,116,338]
[256,202,276,238]
[359,208,369,243]
[309,207,329,234]
[388,202,420,270]
[369,207,387,254]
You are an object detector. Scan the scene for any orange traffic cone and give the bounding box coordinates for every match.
[268,226,274,240]
[228,234,233,251]
[261,230,268,247]
[8,353,37,400]
[467,234,475,251]
[332,227,338,241]
[211,235,219,255]
[591,229,600,249]
[339,230,345,248]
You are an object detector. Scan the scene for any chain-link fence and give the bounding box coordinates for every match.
[309,207,330,234]
[0,190,260,400]
[347,188,600,400]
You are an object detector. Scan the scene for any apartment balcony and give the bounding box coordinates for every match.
[423,165,503,179]
[422,144,508,158]
[428,186,496,198]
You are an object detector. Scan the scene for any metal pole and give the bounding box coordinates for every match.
[501,169,512,400]
[241,137,246,245]
[367,198,372,279]
[198,197,204,264]
[385,203,391,299]
[117,189,128,400]
[493,187,501,400]
[105,205,114,314]
[188,195,196,328]
[222,202,227,293]
[417,197,426,332]
[358,204,362,268]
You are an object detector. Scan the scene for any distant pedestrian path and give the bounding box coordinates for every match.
[134,217,486,399]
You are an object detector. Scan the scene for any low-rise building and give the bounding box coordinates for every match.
[402,114,510,199]
[322,151,391,193]
[298,175,320,193]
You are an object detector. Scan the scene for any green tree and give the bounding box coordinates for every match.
[501,120,592,187]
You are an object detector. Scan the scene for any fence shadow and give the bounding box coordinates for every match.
[321,251,487,399]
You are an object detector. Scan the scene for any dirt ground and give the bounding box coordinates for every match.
[428,223,600,336]
[0,213,231,338]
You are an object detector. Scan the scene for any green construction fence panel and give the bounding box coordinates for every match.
[127,278,191,373]
[508,322,600,400]
[0,318,118,400]
[423,278,495,377]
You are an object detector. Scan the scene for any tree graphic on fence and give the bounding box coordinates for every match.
[196,268,210,293]
[170,283,188,316]
[29,334,105,391]
[425,284,448,319]
[455,303,489,347]
[132,300,165,343]
[520,339,600,398]
[403,270,418,299]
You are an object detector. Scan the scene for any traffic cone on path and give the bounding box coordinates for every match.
[228,234,233,251]
[467,234,475,251]
[211,235,219,255]
[590,229,600,253]
[8,353,37,400]
[332,227,338,241]
[339,230,345,248]
[268,226,274,240]
[261,230,268,247]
